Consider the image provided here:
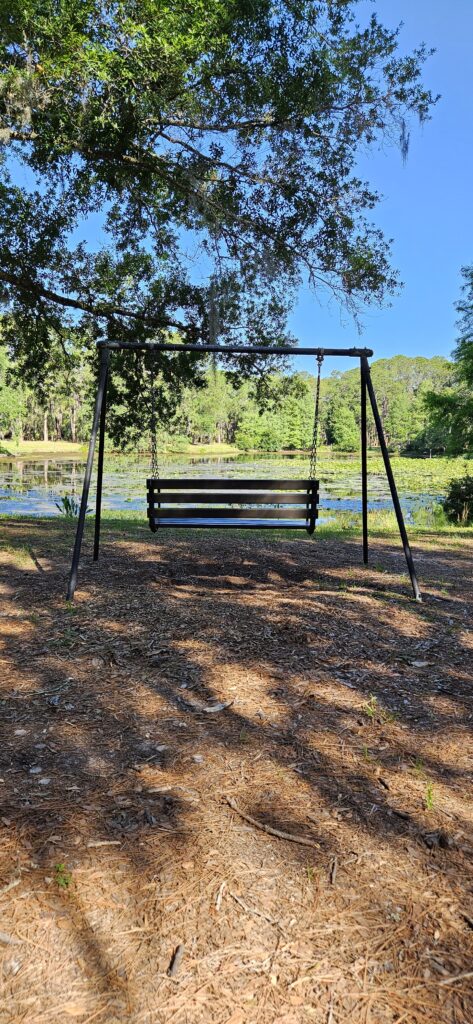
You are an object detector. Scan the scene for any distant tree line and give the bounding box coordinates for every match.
[0,344,464,455]
[177,354,456,454]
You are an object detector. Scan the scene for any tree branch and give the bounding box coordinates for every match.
[0,269,198,334]
[159,129,280,185]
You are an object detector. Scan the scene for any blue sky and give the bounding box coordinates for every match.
[290,0,473,377]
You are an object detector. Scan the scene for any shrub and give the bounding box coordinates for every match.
[442,474,473,525]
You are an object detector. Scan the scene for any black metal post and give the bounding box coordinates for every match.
[93,358,109,561]
[360,358,368,564]
[361,356,422,602]
[66,347,110,601]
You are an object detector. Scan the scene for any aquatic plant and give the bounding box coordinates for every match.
[55,494,90,518]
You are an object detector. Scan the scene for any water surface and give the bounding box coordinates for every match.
[0,452,440,524]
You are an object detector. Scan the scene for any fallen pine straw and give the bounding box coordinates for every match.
[1,523,473,1024]
[228,889,279,927]
[226,795,321,848]
[0,930,22,945]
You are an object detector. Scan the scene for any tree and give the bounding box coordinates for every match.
[180,369,234,443]
[278,375,314,450]
[323,355,453,452]
[425,267,473,454]
[279,394,308,450]
[235,409,265,450]
[0,345,26,439]
[0,2,436,443]
[327,402,359,452]
[370,356,452,451]
[384,391,412,451]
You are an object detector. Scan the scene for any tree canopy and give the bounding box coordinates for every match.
[0,0,436,393]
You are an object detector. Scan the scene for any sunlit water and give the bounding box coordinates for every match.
[0,452,441,525]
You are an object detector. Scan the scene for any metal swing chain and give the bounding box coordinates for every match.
[309,352,324,482]
[149,355,160,480]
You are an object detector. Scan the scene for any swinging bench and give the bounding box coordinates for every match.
[66,341,422,603]
[146,354,324,534]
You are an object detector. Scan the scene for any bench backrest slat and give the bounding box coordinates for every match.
[147,478,315,491]
[150,490,317,505]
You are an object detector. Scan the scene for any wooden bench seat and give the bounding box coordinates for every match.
[147,478,319,534]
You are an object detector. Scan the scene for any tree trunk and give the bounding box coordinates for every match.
[70,397,77,443]
[43,409,49,443]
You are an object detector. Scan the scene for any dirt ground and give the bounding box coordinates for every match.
[0,520,472,1024]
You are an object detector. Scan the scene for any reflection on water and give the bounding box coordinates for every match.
[0,452,439,523]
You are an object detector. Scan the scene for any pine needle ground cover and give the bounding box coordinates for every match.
[0,521,472,1024]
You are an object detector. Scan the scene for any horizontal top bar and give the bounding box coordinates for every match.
[98,341,373,358]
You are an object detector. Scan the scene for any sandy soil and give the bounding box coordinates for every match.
[0,520,472,1024]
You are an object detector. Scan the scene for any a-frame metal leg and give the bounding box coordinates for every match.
[360,358,368,565]
[361,356,422,602]
[66,347,110,601]
[93,357,109,561]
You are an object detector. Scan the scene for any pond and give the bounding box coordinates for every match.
[0,452,441,525]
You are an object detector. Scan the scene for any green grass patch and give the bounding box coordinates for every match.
[0,540,36,567]
[1,507,471,553]
[0,439,243,460]
[0,440,87,460]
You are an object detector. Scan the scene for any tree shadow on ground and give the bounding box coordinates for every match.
[1,520,472,1023]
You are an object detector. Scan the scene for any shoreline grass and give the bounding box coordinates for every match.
[0,440,87,459]
[1,438,471,469]
[1,508,471,543]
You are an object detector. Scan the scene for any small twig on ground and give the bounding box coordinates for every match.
[226,797,320,849]
[0,878,21,898]
[215,881,226,911]
[6,682,71,699]
[439,970,473,986]
[86,840,121,848]
[329,856,338,885]
[167,943,185,977]
[228,889,278,928]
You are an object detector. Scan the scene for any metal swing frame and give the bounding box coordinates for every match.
[66,341,422,603]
